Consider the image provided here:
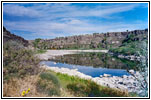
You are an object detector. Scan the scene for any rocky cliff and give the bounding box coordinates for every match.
[3,27,29,47]
[33,29,148,49]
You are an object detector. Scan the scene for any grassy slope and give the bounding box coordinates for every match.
[37,70,137,97]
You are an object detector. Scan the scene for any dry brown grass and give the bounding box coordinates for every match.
[3,74,74,97]
[59,88,75,97]
[3,75,48,97]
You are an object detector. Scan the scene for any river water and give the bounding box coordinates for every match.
[40,52,139,77]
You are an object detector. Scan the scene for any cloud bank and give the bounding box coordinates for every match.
[3,3,148,40]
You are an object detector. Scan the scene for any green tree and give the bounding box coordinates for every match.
[33,38,41,48]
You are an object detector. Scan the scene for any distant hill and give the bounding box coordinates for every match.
[3,27,29,47]
[31,29,148,50]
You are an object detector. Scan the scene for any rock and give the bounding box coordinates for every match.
[128,79,135,83]
[129,69,134,74]
[130,56,135,60]
[128,75,135,79]
[117,84,128,90]
[133,82,138,87]
[118,82,123,84]
[108,84,116,88]
[118,78,123,82]
[100,75,103,78]
[103,74,111,77]
[112,58,115,61]
[73,68,78,71]
[118,55,124,58]
[122,75,127,78]
[112,76,117,79]
[135,71,140,75]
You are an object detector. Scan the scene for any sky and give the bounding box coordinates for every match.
[3,3,148,40]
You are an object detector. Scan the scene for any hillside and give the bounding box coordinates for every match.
[3,27,29,47]
[31,29,148,50]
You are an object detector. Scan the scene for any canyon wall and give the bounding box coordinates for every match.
[33,29,148,49]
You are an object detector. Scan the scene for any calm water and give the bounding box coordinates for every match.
[41,52,139,77]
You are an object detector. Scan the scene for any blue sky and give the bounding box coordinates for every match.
[3,3,148,40]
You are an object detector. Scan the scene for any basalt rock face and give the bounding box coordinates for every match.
[3,27,29,47]
[34,29,148,49]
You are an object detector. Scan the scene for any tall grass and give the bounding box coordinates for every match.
[3,75,48,97]
[37,72,61,96]
[51,71,130,97]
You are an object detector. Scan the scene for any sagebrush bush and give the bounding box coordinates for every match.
[3,41,40,81]
[37,72,60,96]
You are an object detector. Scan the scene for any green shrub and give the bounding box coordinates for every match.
[37,72,60,96]
[110,39,147,56]
[109,41,143,56]
[3,41,40,80]
[35,49,47,54]
[40,72,60,88]
[66,81,102,97]
[66,80,129,97]
[67,83,87,96]
[33,38,41,48]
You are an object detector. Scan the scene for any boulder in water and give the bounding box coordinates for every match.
[103,74,111,77]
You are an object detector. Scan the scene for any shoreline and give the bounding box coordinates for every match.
[40,64,142,94]
[37,50,108,60]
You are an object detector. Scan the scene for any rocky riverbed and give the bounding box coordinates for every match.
[40,65,143,94]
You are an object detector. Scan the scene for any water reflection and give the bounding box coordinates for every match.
[40,61,130,77]
[49,52,139,70]
[41,52,140,77]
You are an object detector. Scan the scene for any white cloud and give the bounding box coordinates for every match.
[3,3,148,39]
[3,4,41,17]
[4,18,147,39]
[3,3,139,18]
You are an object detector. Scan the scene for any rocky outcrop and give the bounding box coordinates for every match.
[3,27,29,47]
[33,29,148,49]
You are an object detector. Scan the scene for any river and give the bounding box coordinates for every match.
[40,51,139,77]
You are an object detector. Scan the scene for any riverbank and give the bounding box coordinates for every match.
[40,64,142,94]
[37,50,108,60]
[41,70,131,97]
